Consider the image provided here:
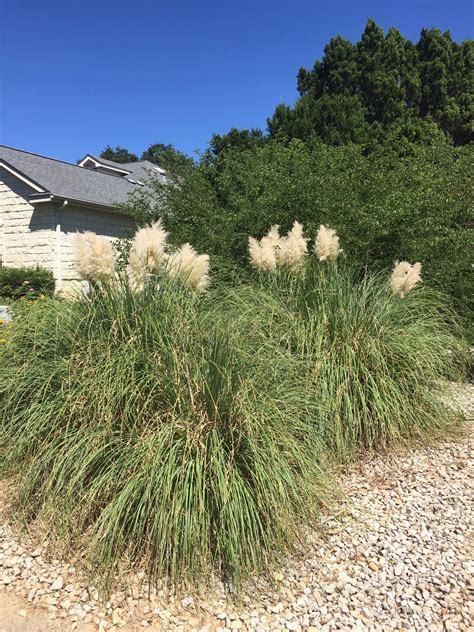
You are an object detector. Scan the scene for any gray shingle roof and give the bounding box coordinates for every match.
[0,146,164,209]
[86,155,168,186]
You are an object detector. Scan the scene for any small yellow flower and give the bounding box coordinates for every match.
[0,339,6,344]
[0,319,4,326]
[39,293,46,300]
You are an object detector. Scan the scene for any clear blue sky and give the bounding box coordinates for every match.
[0,0,472,163]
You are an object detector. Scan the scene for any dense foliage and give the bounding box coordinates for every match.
[0,266,55,301]
[230,260,465,458]
[126,138,473,329]
[100,145,139,163]
[268,20,473,146]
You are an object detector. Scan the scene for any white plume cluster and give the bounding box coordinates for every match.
[249,221,308,272]
[74,232,116,284]
[248,235,278,272]
[166,243,210,291]
[390,261,422,298]
[314,225,342,263]
[125,220,209,293]
[126,220,168,292]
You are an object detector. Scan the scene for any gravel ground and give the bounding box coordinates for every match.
[0,384,472,632]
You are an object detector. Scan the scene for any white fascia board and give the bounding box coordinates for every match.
[0,161,46,192]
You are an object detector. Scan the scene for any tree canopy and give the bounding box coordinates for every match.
[100,145,138,163]
[268,20,473,146]
[99,143,193,172]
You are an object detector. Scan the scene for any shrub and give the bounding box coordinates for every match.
[0,276,331,592]
[0,266,55,302]
[126,139,473,333]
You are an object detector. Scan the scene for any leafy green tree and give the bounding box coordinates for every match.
[140,143,194,172]
[124,138,473,327]
[204,128,265,162]
[100,145,138,163]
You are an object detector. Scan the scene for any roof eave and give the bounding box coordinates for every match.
[0,159,47,193]
[29,193,134,216]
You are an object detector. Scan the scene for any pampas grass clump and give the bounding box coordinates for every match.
[0,274,330,593]
[241,222,465,458]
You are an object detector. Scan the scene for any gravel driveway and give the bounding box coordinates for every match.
[0,385,472,632]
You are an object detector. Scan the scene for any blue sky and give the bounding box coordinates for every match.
[0,0,472,163]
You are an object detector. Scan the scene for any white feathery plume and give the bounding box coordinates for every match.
[266,224,281,247]
[314,225,342,263]
[167,243,210,291]
[248,237,263,270]
[127,220,168,292]
[278,221,308,269]
[390,261,422,298]
[249,222,307,272]
[259,238,278,272]
[248,235,277,272]
[75,232,116,284]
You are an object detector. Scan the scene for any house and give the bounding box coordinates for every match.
[0,146,166,292]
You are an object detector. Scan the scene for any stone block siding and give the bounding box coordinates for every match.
[59,206,135,289]
[0,177,55,271]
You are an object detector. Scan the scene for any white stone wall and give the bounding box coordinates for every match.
[58,206,135,290]
[0,176,56,270]
[0,173,136,293]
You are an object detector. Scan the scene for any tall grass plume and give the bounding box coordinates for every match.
[390,260,422,298]
[314,225,342,263]
[127,220,168,292]
[75,232,116,284]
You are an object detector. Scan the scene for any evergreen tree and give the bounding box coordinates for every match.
[268,19,473,146]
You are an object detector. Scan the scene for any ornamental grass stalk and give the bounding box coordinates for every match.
[75,232,116,285]
[314,225,342,263]
[127,220,168,292]
[248,236,277,272]
[167,243,210,291]
[390,261,422,298]
[276,221,308,269]
[249,221,308,272]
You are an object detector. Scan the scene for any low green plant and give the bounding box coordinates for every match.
[0,266,55,302]
[0,275,331,592]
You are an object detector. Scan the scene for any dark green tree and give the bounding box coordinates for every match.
[100,145,138,163]
[141,143,194,172]
[204,128,265,162]
[268,19,473,145]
